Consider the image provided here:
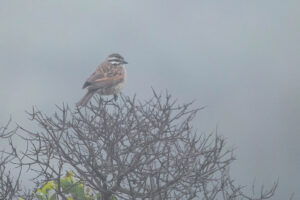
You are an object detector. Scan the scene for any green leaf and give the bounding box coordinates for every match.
[110,195,117,200]
[41,181,55,194]
[34,193,47,200]
[49,194,56,200]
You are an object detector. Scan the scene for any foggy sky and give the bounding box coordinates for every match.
[0,1,299,199]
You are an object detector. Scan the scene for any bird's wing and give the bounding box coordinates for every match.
[82,72,104,89]
[82,64,125,90]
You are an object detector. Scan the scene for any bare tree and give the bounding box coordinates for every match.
[13,91,276,200]
[1,91,278,199]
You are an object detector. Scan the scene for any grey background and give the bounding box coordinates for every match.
[0,1,299,199]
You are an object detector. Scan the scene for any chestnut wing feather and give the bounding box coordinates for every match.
[82,64,124,90]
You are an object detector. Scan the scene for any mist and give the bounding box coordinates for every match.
[0,1,299,199]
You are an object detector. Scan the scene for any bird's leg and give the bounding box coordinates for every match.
[98,96,104,103]
[113,94,118,101]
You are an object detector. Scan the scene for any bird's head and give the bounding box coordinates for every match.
[107,53,128,65]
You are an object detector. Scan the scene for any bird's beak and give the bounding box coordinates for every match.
[123,60,128,64]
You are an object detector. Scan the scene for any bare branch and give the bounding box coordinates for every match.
[0,119,21,199]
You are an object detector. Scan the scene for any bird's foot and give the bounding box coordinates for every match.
[113,94,118,101]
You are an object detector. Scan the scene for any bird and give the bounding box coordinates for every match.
[76,53,128,107]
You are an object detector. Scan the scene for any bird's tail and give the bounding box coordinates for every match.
[76,91,94,107]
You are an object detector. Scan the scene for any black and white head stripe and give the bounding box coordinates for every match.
[107,53,128,65]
